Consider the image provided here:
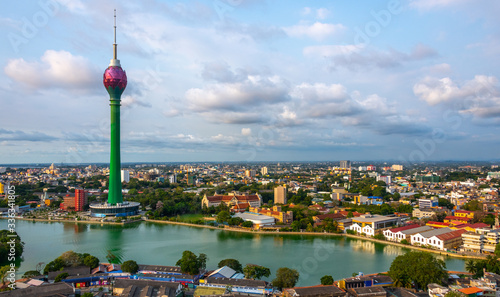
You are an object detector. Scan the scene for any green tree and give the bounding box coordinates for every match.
[82,293,94,297]
[54,272,69,282]
[44,258,65,274]
[465,260,477,275]
[22,270,41,278]
[272,267,299,290]
[396,204,413,214]
[389,251,447,290]
[243,264,271,280]
[320,275,334,285]
[495,243,500,257]
[0,230,24,263]
[242,221,253,228]
[83,255,100,269]
[218,259,243,273]
[0,265,10,285]
[176,251,207,275]
[444,291,467,297]
[121,260,139,274]
[216,211,231,223]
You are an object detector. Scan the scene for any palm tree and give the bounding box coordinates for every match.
[465,259,477,275]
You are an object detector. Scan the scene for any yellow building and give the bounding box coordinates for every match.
[454,210,474,219]
[0,182,3,195]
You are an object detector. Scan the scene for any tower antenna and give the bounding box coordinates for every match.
[113,9,117,60]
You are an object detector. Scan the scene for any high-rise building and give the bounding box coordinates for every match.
[340,160,351,169]
[121,170,130,183]
[168,174,177,184]
[261,167,268,176]
[274,185,287,204]
[74,189,87,212]
[245,169,256,177]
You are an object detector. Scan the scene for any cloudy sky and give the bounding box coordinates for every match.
[1,0,500,164]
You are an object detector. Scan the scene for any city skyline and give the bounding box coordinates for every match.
[1,0,500,164]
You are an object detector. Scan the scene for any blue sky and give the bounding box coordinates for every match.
[1,0,500,164]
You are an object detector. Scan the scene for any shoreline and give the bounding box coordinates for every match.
[2,217,484,260]
[144,219,484,260]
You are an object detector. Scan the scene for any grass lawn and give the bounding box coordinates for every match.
[178,213,205,222]
[194,286,226,297]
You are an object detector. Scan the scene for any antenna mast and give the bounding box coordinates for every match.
[113,9,117,60]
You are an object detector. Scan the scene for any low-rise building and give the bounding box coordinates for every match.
[202,193,262,208]
[348,214,400,236]
[249,206,293,224]
[199,277,272,295]
[233,212,275,229]
[383,225,432,242]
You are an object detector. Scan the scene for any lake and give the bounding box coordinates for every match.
[0,220,466,286]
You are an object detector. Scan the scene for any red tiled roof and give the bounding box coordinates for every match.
[470,223,489,228]
[445,216,473,221]
[388,224,421,233]
[455,210,474,214]
[426,221,450,227]
[206,194,260,202]
[436,229,466,241]
[232,203,250,209]
[338,211,362,217]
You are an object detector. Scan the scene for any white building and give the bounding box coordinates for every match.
[121,170,130,183]
[168,174,177,184]
[410,227,465,250]
[347,214,401,236]
[383,225,432,242]
[261,167,268,176]
[233,212,275,228]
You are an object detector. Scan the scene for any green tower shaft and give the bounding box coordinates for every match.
[108,98,122,205]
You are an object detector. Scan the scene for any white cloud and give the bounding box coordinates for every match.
[316,8,330,20]
[186,71,290,112]
[4,50,99,90]
[241,128,252,136]
[413,75,498,105]
[284,22,345,41]
[121,95,152,108]
[291,83,349,102]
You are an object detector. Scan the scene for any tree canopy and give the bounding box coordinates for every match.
[320,275,334,285]
[388,251,447,289]
[272,267,299,290]
[218,259,243,273]
[0,230,24,264]
[43,251,100,274]
[121,260,139,274]
[176,250,207,275]
[243,264,271,280]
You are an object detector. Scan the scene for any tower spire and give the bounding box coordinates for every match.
[113,9,117,60]
[109,9,121,67]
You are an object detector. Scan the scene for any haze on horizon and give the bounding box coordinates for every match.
[1,0,499,164]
